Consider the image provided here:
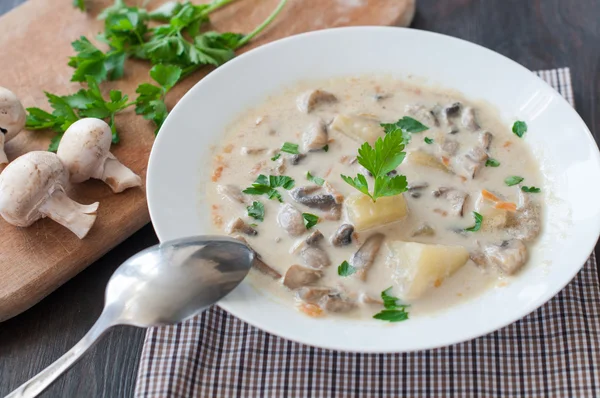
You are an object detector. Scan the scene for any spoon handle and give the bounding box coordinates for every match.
[6,310,115,398]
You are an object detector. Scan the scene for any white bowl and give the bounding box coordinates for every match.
[147,27,600,352]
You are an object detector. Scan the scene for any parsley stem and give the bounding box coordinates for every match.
[203,0,238,15]
[236,0,288,48]
[122,101,137,109]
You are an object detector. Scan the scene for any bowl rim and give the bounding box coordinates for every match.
[147,26,600,352]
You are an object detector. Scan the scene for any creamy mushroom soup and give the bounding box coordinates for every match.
[206,75,542,321]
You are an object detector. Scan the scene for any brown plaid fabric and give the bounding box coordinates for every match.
[135,68,600,398]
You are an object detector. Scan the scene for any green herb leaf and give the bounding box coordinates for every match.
[424,137,434,144]
[373,175,408,198]
[281,142,300,155]
[465,212,483,232]
[247,201,265,221]
[323,144,329,152]
[341,130,408,201]
[512,120,527,138]
[26,76,131,151]
[341,174,371,199]
[485,158,500,167]
[373,287,409,322]
[505,176,524,186]
[68,36,126,83]
[396,116,429,133]
[337,261,356,277]
[148,1,182,22]
[306,172,325,186]
[271,153,281,161]
[73,0,85,11]
[521,186,541,193]
[74,77,133,143]
[269,175,295,189]
[302,213,319,229]
[25,92,81,151]
[373,309,409,322]
[380,287,408,310]
[242,174,295,202]
[381,116,428,145]
[150,64,182,91]
[135,64,182,134]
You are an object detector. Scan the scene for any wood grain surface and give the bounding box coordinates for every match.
[1,0,599,397]
[0,0,415,323]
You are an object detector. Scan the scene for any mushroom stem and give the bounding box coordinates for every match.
[0,133,8,166]
[100,155,142,193]
[38,190,99,239]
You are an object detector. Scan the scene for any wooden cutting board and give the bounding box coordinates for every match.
[0,0,415,322]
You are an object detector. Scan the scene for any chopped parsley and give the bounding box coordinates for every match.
[465,212,483,232]
[281,142,300,154]
[381,116,429,145]
[242,174,295,202]
[341,129,408,202]
[512,121,527,138]
[306,171,325,186]
[246,201,265,221]
[271,153,281,161]
[424,137,434,144]
[485,158,501,167]
[337,261,356,277]
[505,176,524,186]
[373,287,409,322]
[323,144,329,152]
[521,186,541,193]
[302,213,319,229]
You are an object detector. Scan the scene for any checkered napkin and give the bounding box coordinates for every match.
[135,68,600,398]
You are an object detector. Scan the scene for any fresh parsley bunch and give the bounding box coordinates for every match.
[28,0,287,151]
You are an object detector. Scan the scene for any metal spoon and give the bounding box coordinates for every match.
[7,236,254,398]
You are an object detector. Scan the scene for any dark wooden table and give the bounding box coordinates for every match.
[1,0,598,397]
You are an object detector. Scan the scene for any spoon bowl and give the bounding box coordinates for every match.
[106,236,253,327]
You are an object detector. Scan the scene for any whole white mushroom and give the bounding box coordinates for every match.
[0,86,26,168]
[57,118,142,193]
[0,151,99,239]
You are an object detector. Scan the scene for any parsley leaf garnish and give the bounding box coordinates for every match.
[485,158,500,167]
[302,213,319,229]
[465,212,483,232]
[373,310,410,322]
[337,261,356,277]
[424,137,434,144]
[341,130,408,201]
[381,116,429,145]
[505,176,524,186]
[281,142,300,155]
[73,0,85,11]
[69,77,133,143]
[271,153,281,161]
[512,120,527,138]
[521,186,541,193]
[242,174,295,202]
[135,64,182,134]
[68,36,126,83]
[306,172,325,186]
[373,287,409,322]
[26,93,79,132]
[26,78,134,150]
[323,144,329,152]
[247,201,265,221]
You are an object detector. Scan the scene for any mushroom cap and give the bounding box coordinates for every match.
[57,118,112,183]
[0,151,68,226]
[0,86,26,141]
